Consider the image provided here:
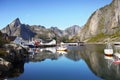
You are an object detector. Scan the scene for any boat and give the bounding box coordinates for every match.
[113,53,120,64]
[26,43,35,48]
[113,59,120,64]
[114,42,120,45]
[56,42,67,51]
[56,46,67,51]
[104,40,113,56]
[104,55,114,60]
[114,42,120,48]
[104,48,113,56]
[56,50,67,54]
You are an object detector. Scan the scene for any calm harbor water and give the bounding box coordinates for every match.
[1,44,120,80]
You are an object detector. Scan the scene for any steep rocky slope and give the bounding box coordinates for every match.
[77,0,120,42]
[1,18,36,40]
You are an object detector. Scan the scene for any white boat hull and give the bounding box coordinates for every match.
[56,47,67,51]
[104,49,113,56]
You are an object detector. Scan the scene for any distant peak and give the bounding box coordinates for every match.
[51,27,58,29]
[13,18,20,23]
[72,25,80,27]
[15,17,19,20]
[10,18,21,26]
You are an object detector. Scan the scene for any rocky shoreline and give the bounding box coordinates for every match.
[0,43,29,79]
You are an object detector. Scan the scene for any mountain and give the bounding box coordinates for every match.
[64,25,81,39]
[77,0,120,42]
[1,18,81,42]
[50,27,63,37]
[2,0,120,43]
[1,18,21,36]
[1,18,36,40]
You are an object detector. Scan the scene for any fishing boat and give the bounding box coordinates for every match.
[114,42,120,45]
[56,42,67,51]
[113,53,120,64]
[104,40,113,56]
[56,50,67,54]
[114,42,120,48]
[56,46,67,51]
[26,42,35,48]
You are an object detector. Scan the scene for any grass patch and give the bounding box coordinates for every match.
[87,33,108,42]
[111,30,120,38]
[87,30,120,42]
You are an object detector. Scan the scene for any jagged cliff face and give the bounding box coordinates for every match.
[50,27,63,37]
[1,18,21,36]
[79,0,120,41]
[64,25,81,39]
[1,18,36,40]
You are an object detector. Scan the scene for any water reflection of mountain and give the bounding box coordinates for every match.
[0,61,24,80]
[65,46,81,61]
[29,51,60,62]
[80,44,120,80]
[28,47,82,62]
[2,44,120,80]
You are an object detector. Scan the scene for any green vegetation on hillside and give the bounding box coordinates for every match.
[111,28,120,38]
[87,29,120,43]
[87,33,107,42]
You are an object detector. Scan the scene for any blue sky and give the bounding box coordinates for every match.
[0,0,112,30]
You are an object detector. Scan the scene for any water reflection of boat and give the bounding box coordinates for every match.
[104,55,114,69]
[104,55,114,60]
[104,53,120,65]
[28,48,34,54]
[40,47,56,54]
[28,48,40,54]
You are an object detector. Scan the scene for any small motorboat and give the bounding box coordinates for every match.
[56,50,67,54]
[113,60,120,64]
[104,49,113,56]
[114,42,120,48]
[24,41,35,48]
[112,53,120,64]
[56,46,67,51]
[104,40,113,56]
[114,42,120,46]
[56,42,67,51]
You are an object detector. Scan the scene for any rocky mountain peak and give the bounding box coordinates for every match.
[50,27,59,30]
[10,18,21,27]
[66,25,81,30]
[1,18,36,40]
